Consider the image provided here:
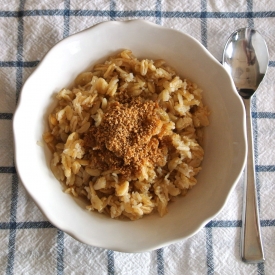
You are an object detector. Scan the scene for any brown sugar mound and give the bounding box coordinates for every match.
[84,97,166,178]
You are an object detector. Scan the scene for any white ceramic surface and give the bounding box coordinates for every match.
[13,20,246,253]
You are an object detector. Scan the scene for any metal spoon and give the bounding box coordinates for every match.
[222,28,268,263]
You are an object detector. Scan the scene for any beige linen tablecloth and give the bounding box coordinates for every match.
[1,1,275,274]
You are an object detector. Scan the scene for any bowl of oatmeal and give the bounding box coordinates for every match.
[13,20,246,252]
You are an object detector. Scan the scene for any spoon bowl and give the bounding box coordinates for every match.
[223,28,269,98]
[223,28,269,263]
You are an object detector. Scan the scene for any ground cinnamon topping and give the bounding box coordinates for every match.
[84,97,167,177]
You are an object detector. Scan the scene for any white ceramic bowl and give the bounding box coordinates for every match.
[13,20,246,252]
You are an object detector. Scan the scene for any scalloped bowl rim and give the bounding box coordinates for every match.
[13,20,246,252]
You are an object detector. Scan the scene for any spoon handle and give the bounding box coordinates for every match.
[241,98,265,263]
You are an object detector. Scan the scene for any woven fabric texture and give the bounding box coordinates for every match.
[1,1,275,274]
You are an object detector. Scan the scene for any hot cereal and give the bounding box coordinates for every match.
[43,50,210,220]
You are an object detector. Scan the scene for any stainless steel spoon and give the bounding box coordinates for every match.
[222,28,268,263]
